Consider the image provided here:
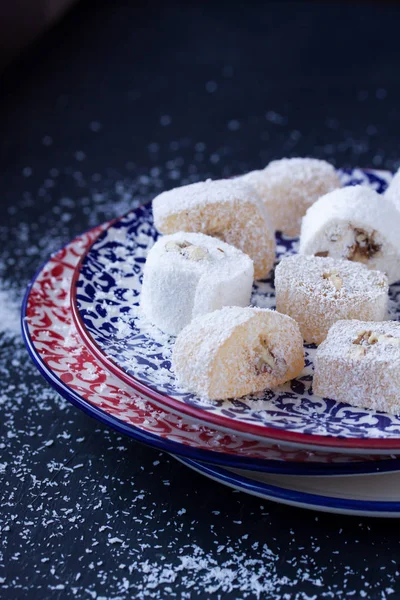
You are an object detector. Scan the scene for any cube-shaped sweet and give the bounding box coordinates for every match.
[299,185,400,284]
[172,306,304,400]
[152,178,275,279]
[275,255,388,344]
[140,232,254,335]
[240,157,340,236]
[313,320,400,414]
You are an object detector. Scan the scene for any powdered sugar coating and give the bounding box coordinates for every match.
[240,157,340,236]
[140,232,254,335]
[275,255,388,344]
[385,167,400,212]
[314,320,400,414]
[152,178,275,279]
[153,178,262,222]
[173,307,304,400]
[299,185,400,283]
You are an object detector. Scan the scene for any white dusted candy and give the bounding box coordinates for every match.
[152,178,275,280]
[240,157,340,236]
[299,185,400,284]
[172,306,304,400]
[275,255,388,345]
[313,320,400,415]
[140,232,254,335]
[385,168,400,212]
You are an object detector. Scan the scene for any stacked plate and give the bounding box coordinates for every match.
[22,168,400,517]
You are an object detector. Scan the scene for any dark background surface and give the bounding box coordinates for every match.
[2,1,400,598]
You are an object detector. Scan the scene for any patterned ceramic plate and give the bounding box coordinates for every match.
[24,228,400,474]
[177,457,400,517]
[71,169,400,452]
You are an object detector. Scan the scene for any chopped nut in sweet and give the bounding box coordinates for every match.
[182,245,209,261]
[352,330,400,348]
[165,240,209,261]
[349,228,381,263]
[352,330,373,346]
[164,240,191,253]
[254,337,287,378]
[322,269,343,291]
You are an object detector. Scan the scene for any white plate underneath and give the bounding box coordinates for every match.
[176,456,400,517]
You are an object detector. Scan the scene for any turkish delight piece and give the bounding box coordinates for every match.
[240,157,340,236]
[313,319,400,414]
[275,255,388,344]
[172,306,304,400]
[140,232,254,335]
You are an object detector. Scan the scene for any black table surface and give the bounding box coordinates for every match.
[2,1,400,598]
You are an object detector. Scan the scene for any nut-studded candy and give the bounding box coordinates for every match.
[313,320,400,414]
[239,157,340,236]
[299,185,400,283]
[275,255,388,345]
[140,232,254,335]
[152,178,275,279]
[172,306,304,400]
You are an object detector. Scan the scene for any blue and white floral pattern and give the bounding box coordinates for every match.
[74,168,400,440]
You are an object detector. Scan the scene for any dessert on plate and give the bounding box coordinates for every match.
[239,157,340,236]
[275,255,388,345]
[314,320,400,415]
[140,232,254,335]
[172,306,304,400]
